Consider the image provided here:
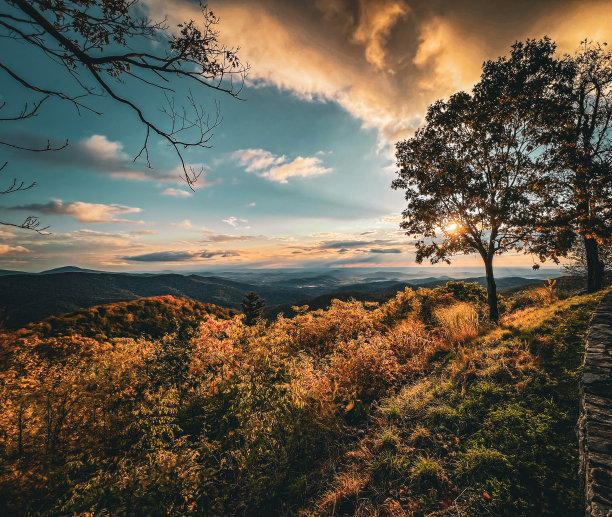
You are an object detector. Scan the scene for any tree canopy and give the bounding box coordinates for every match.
[393,39,567,322]
[242,291,266,326]
[543,41,612,291]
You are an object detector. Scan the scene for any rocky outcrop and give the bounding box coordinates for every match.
[579,290,612,517]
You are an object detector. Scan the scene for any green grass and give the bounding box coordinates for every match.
[312,290,606,516]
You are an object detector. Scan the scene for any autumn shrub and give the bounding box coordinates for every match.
[436,281,488,306]
[509,278,559,311]
[434,302,481,343]
[273,299,378,356]
[303,291,605,517]
[378,287,418,326]
[328,334,401,405]
[413,287,456,325]
[374,319,448,387]
[379,282,492,329]
[385,317,433,363]
[188,317,242,394]
[21,295,237,340]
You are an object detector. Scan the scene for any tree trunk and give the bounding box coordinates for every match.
[584,236,603,293]
[484,257,499,324]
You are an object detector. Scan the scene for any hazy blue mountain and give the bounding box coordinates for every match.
[0,267,558,329]
[0,269,27,276]
[38,266,108,275]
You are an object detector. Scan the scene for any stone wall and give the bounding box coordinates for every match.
[579,290,612,517]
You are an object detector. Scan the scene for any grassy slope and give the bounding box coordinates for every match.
[307,291,606,516]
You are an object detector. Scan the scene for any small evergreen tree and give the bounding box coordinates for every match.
[242,292,266,326]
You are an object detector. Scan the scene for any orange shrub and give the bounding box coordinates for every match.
[189,318,242,392]
[327,335,401,404]
[272,299,379,357]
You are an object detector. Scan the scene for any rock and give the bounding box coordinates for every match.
[580,291,612,517]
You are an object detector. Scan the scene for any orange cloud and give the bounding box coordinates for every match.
[11,200,143,224]
[142,0,611,148]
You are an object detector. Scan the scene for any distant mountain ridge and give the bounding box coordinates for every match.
[0,268,548,329]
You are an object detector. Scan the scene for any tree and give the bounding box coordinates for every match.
[562,237,612,279]
[393,39,564,323]
[545,41,612,292]
[0,0,247,229]
[242,291,266,326]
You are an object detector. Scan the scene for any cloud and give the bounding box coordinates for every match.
[175,219,193,229]
[0,229,16,238]
[200,250,241,258]
[11,200,143,224]
[247,202,256,207]
[144,0,612,146]
[232,148,285,172]
[81,134,129,161]
[263,156,332,183]
[223,216,250,228]
[412,16,487,95]
[234,148,333,183]
[380,215,403,225]
[122,249,241,261]
[8,132,214,185]
[0,244,29,255]
[110,163,217,186]
[318,239,400,250]
[161,188,193,197]
[319,240,371,249]
[69,229,135,246]
[202,231,256,243]
[123,251,198,262]
[352,0,409,72]
[370,247,402,253]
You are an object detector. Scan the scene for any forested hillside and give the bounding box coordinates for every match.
[0,273,256,328]
[0,281,603,516]
[18,296,238,340]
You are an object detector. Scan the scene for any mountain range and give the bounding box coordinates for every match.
[0,266,557,329]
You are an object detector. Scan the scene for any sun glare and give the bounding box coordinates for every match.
[444,221,461,234]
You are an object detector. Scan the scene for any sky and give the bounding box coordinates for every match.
[1,0,611,273]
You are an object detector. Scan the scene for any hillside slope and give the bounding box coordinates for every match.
[18,296,238,340]
[0,272,411,328]
[0,272,256,328]
[304,291,605,516]
[0,282,604,516]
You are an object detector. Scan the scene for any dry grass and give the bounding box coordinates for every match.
[434,302,480,344]
[315,470,371,515]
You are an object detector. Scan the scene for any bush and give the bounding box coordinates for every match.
[434,302,480,343]
[328,335,401,404]
[436,281,488,305]
[510,279,559,311]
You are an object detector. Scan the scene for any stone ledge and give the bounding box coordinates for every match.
[580,290,612,517]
